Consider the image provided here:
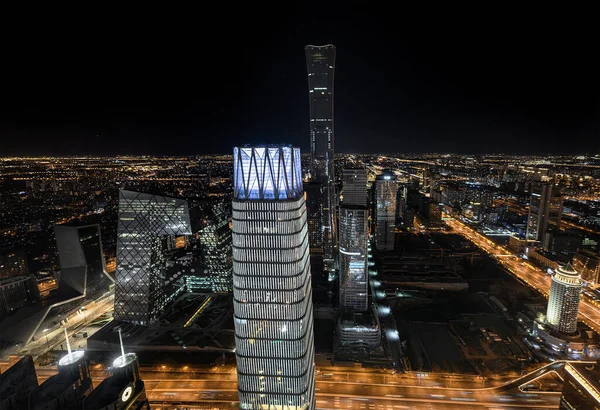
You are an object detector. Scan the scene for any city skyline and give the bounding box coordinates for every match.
[1,4,600,409]
[2,4,598,156]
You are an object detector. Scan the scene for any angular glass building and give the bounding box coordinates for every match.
[115,190,192,325]
[546,264,582,334]
[232,146,316,410]
[305,44,337,273]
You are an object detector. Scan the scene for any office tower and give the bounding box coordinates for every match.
[546,264,582,334]
[232,146,315,410]
[114,190,192,325]
[197,200,233,293]
[342,168,367,207]
[559,362,600,409]
[54,224,114,298]
[339,167,368,311]
[526,181,563,243]
[305,44,337,273]
[375,171,398,251]
[304,182,324,279]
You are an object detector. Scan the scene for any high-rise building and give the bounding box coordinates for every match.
[114,190,192,325]
[197,200,233,293]
[304,182,324,280]
[546,264,582,334]
[232,146,315,410]
[559,362,600,409]
[54,224,114,298]
[338,206,368,311]
[305,44,337,273]
[342,168,367,207]
[375,171,398,251]
[339,167,369,311]
[526,181,563,243]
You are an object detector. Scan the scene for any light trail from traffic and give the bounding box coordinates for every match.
[445,216,600,334]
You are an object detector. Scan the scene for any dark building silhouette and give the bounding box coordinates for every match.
[0,356,38,410]
[305,44,337,274]
[84,330,149,410]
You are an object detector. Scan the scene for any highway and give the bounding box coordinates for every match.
[445,216,600,334]
[33,360,578,409]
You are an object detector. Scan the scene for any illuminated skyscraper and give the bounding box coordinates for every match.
[339,168,368,311]
[197,200,233,293]
[546,264,582,334]
[375,171,398,251]
[342,168,367,207]
[232,146,315,410]
[114,190,192,325]
[338,206,368,311]
[305,44,336,273]
[526,181,563,243]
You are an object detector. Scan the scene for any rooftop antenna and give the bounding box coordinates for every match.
[64,327,71,355]
[118,328,126,359]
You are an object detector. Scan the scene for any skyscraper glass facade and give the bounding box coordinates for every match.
[232,146,315,410]
[338,206,368,311]
[527,181,563,243]
[115,190,192,325]
[546,264,582,334]
[375,172,398,251]
[342,168,367,207]
[305,44,336,272]
[197,200,233,293]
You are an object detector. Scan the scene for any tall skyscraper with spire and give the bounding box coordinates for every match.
[305,44,337,274]
[231,146,316,410]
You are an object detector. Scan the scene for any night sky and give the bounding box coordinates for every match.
[2,4,599,156]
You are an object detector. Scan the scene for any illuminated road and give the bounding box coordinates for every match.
[445,217,600,334]
[34,361,577,409]
[22,294,114,356]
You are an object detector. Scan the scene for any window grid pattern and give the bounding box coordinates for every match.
[375,175,398,251]
[115,190,192,325]
[547,264,582,334]
[232,187,315,409]
[305,45,337,272]
[338,207,368,311]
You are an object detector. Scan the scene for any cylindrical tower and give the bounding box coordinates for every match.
[232,146,316,410]
[546,263,582,334]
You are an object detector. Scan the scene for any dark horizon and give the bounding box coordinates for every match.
[2,3,599,156]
